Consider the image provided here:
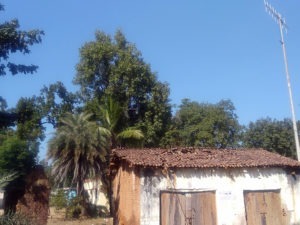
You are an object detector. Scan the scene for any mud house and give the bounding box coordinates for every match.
[110,148,300,225]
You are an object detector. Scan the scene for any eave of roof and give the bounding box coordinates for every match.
[111,148,300,169]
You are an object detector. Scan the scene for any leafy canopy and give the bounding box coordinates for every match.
[242,117,297,159]
[0,3,44,76]
[0,2,44,139]
[0,136,35,175]
[161,99,241,148]
[74,30,171,147]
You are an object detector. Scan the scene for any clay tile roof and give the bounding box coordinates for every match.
[111,148,300,169]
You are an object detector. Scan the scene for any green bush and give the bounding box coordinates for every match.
[50,189,68,210]
[0,212,37,225]
[50,189,107,219]
[66,196,82,219]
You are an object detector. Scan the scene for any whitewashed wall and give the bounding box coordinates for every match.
[84,179,109,210]
[140,167,300,225]
[0,191,4,209]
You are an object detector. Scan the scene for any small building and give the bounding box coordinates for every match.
[110,148,300,225]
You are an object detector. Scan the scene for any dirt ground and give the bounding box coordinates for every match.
[47,217,112,225]
[47,208,113,225]
[1,208,113,225]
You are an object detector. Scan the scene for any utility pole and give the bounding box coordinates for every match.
[264,0,300,161]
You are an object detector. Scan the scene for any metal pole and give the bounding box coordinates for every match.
[264,0,300,160]
[278,19,300,160]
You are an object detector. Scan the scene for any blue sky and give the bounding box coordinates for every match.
[1,1,300,159]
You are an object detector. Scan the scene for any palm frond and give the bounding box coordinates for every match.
[47,112,108,196]
[117,128,144,140]
[0,172,18,188]
[98,127,111,137]
[100,97,126,131]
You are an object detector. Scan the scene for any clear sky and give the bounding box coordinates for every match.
[1,1,300,159]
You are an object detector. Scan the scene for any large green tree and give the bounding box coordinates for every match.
[242,117,297,159]
[15,97,45,155]
[0,137,35,175]
[0,136,36,211]
[74,30,171,147]
[15,97,44,140]
[0,2,46,213]
[161,99,241,148]
[0,2,44,129]
[0,97,43,212]
[47,112,107,215]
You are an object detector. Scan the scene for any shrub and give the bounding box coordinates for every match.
[50,189,68,210]
[0,212,37,225]
[66,196,82,219]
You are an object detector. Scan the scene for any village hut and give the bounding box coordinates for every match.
[110,148,300,225]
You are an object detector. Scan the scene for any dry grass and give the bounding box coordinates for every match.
[47,217,112,225]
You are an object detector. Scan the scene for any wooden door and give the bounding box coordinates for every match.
[244,190,285,225]
[161,191,217,225]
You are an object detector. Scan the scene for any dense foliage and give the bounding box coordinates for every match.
[242,117,297,159]
[0,212,37,225]
[0,137,35,174]
[0,136,36,212]
[74,30,172,147]
[49,189,68,210]
[161,99,241,148]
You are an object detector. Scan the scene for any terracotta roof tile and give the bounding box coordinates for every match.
[111,148,300,169]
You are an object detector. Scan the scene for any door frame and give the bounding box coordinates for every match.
[243,189,283,225]
[160,189,216,225]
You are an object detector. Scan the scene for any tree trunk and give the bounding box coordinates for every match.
[77,180,88,217]
[105,150,114,217]
[108,178,114,217]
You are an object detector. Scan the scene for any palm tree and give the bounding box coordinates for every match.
[0,172,18,189]
[97,97,144,216]
[99,97,144,149]
[47,112,108,214]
